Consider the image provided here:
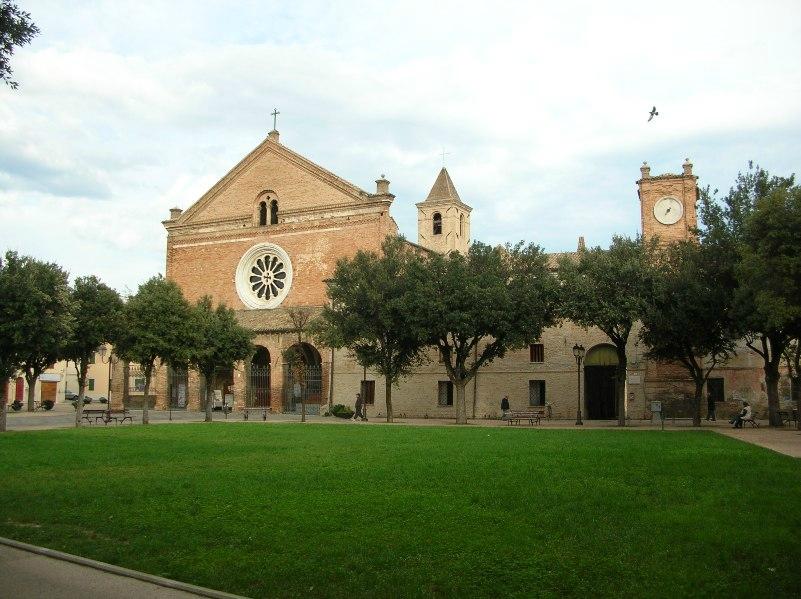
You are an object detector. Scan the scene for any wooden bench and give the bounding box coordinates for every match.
[81,408,107,424]
[742,416,759,428]
[105,408,132,424]
[506,408,547,426]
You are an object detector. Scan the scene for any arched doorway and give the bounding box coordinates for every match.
[282,342,322,413]
[249,346,271,409]
[585,344,618,419]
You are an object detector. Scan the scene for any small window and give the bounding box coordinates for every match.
[270,199,278,225]
[130,376,146,394]
[361,380,375,405]
[88,379,95,391]
[259,201,267,226]
[459,214,464,237]
[529,343,544,363]
[708,377,724,403]
[438,381,453,406]
[433,212,442,235]
[87,353,96,364]
[529,380,545,406]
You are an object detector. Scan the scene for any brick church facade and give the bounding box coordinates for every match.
[113,128,769,420]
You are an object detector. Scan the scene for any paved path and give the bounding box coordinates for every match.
[0,538,243,599]
[714,426,801,458]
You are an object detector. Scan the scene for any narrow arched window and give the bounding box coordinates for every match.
[433,212,442,235]
[459,214,464,237]
[270,200,278,225]
[259,201,267,226]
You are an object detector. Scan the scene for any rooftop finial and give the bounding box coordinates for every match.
[440,148,450,167]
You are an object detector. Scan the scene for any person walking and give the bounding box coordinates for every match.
[352,392,364,422]
[706,391,716,421]
[501,395,510,420]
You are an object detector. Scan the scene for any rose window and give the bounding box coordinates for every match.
[235,243,293,309]
[249,255,287,300]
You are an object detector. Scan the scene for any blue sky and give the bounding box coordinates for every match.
[1,0,800,293]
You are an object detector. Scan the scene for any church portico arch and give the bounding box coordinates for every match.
[249,346,271,410]
[282,342,323,414]
[584,344,618,420]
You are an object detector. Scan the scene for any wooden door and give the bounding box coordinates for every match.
[41,381,57,402]
[585,365,617,419]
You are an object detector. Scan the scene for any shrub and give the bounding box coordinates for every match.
[42,399,54,410]
[330,404,354,419]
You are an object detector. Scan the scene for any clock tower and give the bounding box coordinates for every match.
[637,159,698,243]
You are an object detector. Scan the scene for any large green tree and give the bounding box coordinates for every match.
[63,276,124,427]
[558,236,654,426]
[189,296,253,423]
[0,251,73,412]
[699,164,801,426]
[313,236,429,423]
[418,241,559,424]
[640,239,738,426]
[1,1,39,89]
[116,276,194,424]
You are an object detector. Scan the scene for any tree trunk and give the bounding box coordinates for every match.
[385,375,393,423]
[692,379,704,428]
[792,376,800,431]
[142,372,151,425]
[26,371,37,412]
[472,346,478,419]
[615,348,627,427]
[455,380,468,424]
[204,373,213,423]
[1,379,8,432]
[764,367,782,427]
[75,380,86,428]
[75,361,89,428]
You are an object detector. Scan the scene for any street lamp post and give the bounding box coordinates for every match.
[98,345,115,421]
[573,344,585,426]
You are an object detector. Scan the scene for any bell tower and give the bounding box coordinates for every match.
[638,159,698,243]
[416,168,471,254]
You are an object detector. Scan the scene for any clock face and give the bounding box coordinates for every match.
[653,196,683,225]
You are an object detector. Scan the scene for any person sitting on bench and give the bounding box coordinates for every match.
[731,401,751,429]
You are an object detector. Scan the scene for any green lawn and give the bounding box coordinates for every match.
[0,424,799,598]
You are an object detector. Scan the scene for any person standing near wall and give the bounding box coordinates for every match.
[501,395,510,420]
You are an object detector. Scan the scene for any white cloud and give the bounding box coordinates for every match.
[1,0,800,291]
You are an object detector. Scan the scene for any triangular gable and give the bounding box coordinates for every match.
[178,135,373,224]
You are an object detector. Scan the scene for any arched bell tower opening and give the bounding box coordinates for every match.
[416,167,471,254]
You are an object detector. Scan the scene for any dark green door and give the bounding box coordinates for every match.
[585,365,617,419]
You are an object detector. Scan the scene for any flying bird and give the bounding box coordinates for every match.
[648,106,658,122]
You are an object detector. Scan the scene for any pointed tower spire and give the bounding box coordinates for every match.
[416,167,472,254]
[425,167,462,203]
